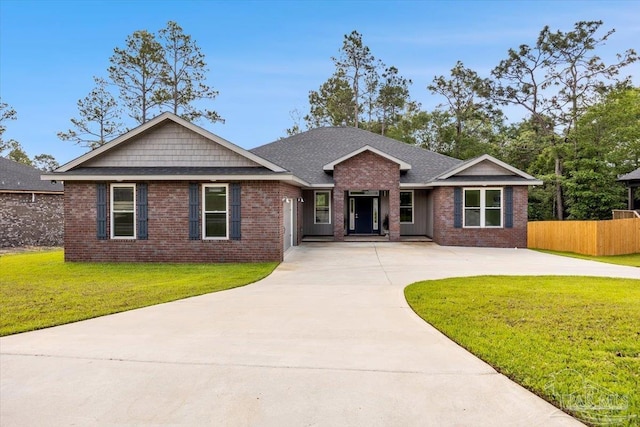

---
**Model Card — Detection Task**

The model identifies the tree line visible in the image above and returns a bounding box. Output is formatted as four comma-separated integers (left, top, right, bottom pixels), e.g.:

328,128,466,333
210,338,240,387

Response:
290,22,638,220
2,20,638,220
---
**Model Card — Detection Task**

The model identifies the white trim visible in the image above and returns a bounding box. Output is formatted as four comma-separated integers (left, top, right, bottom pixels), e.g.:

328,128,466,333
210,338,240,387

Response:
202,183,229,240
55,112,287,173
349,198,355,231
427,180,543,187
110,183,136,239
314,190,331,225
400,190,414,224
435,154,538,181
307,183,336,188
373,197,379,231
463,187,503,228
322,145,411,171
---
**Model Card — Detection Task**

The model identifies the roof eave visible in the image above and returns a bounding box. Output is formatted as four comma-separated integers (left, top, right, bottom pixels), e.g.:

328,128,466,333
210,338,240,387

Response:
428,179,543,187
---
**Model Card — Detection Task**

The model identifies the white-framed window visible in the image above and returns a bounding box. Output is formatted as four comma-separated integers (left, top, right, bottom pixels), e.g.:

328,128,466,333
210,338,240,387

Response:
314,191,331,224
110,183,136,239
400,190,414,224
464,188,502,228
202,184,229,239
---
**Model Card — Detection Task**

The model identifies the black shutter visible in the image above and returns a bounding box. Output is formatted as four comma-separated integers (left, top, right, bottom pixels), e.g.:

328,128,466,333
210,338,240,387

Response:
137,183,148,239
505,186,513,228
97,183,107,240
454,187,462,228
230,183,241,240
189,183,200,240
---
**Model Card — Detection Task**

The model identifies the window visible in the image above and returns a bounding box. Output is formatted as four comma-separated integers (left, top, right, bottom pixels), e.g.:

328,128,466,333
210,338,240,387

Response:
464,188,502,228
400,191,414,224
314,191,331,224
111,184,136,238
202,184,228,239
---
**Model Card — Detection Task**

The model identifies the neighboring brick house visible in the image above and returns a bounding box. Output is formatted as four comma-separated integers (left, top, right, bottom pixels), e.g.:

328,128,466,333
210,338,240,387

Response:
1,157,64,247
44,112,541,263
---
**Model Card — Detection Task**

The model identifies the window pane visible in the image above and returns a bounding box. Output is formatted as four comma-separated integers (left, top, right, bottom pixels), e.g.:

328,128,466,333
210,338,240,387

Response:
485,209,501,227
113,187,134,211
113,212,134,237
205,213,227,237
205,187,226,211
465,208,480,227
316,192,328,208
400,192,412,206
315,209,329,224
400,207,413,223
465,190,480,207
486,190,501,208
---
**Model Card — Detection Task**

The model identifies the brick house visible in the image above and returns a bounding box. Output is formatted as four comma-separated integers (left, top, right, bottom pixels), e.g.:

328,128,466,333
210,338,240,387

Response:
43,112,541,262
1,157,64,247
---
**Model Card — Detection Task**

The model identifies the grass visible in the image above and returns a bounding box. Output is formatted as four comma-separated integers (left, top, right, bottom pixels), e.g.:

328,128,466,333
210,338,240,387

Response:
405,276,640,426
0,250,277,336
537,250,640,267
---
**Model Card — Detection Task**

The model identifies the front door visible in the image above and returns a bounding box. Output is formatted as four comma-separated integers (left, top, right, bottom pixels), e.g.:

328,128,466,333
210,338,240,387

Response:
354,197,373,234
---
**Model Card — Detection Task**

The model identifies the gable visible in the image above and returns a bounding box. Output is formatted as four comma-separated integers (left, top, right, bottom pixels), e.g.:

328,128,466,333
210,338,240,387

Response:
323,145,411,172
84,121,261,168
453,159,514,177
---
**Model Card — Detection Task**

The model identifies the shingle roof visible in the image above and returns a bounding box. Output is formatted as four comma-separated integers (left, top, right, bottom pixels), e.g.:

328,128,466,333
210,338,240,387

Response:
619,167,640,182
251,127,462,185
0,157,63,192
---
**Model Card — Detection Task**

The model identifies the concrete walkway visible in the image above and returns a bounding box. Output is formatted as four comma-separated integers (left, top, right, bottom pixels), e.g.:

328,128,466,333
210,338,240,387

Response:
1,244,638,426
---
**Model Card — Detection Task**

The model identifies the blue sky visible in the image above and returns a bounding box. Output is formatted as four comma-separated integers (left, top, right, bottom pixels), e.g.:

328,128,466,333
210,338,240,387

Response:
1,0,639,165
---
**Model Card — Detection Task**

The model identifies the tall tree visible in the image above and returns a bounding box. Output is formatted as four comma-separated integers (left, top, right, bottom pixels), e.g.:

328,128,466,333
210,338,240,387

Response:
332,30,378,128
305,70,356,127
542,21,638,135
428,61,501,159
302,30,412,135
492,20,638,219
58,77,124,149
377,66,412,135
156,21,222,124
109,30,165,124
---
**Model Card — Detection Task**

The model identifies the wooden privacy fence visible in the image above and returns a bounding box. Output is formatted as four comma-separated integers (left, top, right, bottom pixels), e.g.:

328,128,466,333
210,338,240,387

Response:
527,218,640,256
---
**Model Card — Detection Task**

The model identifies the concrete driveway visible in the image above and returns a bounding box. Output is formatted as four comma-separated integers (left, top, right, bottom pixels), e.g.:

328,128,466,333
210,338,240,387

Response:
1,243,638,426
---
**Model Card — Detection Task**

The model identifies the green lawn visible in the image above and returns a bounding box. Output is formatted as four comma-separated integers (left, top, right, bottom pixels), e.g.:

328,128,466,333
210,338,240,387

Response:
405,276,640,426
537,250,640,267
0,250,277,336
